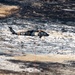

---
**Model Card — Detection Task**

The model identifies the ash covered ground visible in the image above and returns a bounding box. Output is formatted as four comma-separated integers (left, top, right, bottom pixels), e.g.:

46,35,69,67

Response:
0,17,75,74
0,0,75,75
0,17,75,55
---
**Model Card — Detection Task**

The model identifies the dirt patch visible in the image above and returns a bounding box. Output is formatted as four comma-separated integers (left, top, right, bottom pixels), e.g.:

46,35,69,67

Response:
14,54,75,63
0,4,19,18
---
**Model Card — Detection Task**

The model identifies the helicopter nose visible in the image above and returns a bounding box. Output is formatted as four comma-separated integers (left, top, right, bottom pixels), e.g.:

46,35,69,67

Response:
38,31,49,38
